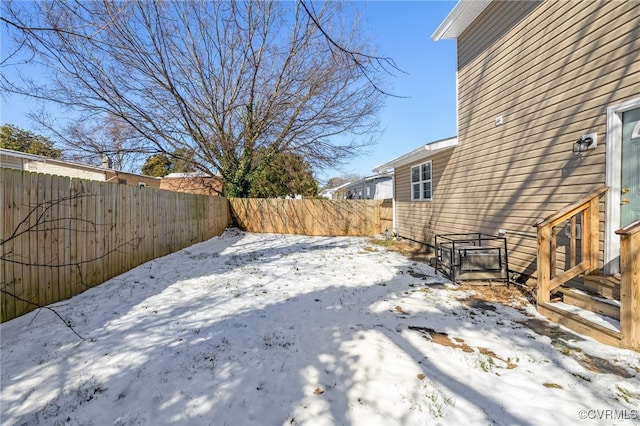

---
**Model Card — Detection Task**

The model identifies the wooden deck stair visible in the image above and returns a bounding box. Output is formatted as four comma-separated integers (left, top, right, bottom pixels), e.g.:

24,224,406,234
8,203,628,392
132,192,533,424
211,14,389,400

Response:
533,187,639,350
540,275,622,346
558,275,620,321
580,275,621,299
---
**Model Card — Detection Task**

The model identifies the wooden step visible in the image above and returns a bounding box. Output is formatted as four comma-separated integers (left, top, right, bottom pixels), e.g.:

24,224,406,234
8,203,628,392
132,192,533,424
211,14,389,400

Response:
573,275,621,300
558,287,620,320
537,302,622,347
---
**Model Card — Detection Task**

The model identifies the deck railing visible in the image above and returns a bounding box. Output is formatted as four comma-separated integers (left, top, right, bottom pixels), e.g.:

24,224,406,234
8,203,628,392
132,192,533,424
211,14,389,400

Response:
616,219,640,350
533,186,608,304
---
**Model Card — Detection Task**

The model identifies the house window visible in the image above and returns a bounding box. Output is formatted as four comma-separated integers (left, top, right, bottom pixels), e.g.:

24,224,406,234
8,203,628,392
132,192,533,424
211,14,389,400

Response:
411,161,432,201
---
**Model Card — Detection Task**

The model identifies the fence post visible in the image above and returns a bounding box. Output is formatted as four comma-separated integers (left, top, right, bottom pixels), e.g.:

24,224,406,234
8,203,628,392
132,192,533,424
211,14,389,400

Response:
617,222,640,350
536,224,551,304
588,197,600,272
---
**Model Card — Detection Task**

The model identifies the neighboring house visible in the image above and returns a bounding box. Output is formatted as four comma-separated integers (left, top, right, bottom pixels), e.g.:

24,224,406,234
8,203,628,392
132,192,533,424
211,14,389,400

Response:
318,188,334,199
159,172,223,196
0,148,161,188
320,181,352,200
339,173,394,200
376,1,640,348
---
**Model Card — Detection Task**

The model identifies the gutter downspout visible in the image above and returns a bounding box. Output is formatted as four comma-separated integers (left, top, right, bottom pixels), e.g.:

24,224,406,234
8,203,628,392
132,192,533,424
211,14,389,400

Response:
392,175,397,237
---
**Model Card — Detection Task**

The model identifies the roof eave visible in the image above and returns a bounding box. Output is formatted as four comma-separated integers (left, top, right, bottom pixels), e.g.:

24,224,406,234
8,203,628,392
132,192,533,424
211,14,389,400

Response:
0,147,161,180
432,0,492,41
372,137,457,173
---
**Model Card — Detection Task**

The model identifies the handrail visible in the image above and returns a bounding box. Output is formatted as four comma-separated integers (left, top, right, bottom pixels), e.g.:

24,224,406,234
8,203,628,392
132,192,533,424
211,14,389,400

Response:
534,186,609,229
534,186,608,304
615,219,640,237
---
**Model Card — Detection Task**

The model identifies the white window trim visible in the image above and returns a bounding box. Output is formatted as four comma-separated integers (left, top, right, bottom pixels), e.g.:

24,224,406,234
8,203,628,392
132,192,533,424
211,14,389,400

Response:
411,160,432,201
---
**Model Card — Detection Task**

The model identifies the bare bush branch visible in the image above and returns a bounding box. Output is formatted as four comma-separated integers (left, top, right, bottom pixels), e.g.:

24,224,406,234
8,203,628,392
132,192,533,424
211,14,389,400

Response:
0,285,85,340
0,191,141,339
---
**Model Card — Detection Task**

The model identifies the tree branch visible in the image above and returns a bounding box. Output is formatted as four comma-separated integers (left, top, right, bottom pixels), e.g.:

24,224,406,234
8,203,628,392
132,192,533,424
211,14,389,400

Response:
298,0,408,98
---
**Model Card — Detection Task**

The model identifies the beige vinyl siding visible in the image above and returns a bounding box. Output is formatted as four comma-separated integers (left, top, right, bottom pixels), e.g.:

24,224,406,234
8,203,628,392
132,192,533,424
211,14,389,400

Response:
0,155,23,170
396,1,639,279
395,150,452,246
25,161,107,181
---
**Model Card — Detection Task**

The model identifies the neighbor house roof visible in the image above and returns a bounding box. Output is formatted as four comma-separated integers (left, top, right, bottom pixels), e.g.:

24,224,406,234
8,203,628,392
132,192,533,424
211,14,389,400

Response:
0,148,161,184
340,172,394,188
164,171,218,178
372,137,457,173
432,0,492,40
324,181,352,193
361,171,393,183
0,148,155,177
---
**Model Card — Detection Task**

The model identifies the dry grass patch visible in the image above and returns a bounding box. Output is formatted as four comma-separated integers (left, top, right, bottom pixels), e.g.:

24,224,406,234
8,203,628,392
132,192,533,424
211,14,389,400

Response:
543,383,563,389
408,326,475,353
456,283,534,311
368,238,433,264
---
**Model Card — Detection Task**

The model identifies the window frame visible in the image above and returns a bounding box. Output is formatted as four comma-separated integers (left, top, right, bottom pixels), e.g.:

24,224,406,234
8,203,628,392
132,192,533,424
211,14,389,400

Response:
410,160,432,201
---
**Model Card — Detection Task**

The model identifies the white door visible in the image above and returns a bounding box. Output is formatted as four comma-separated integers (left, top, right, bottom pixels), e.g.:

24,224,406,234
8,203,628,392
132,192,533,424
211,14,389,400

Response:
621,107,640,227
605,98,640,274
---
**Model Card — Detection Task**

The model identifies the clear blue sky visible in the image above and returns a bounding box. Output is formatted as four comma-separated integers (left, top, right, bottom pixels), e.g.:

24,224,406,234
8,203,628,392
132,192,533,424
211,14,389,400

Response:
0,1,458,182
324,1,458,182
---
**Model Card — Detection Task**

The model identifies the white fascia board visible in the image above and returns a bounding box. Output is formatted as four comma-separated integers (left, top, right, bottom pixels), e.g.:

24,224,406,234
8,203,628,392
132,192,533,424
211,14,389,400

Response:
372,136,457,173
326,181,353,192
432,0,492,40
362,173,393,183
164,172,209,178
0,148,48,162
339,173,392,189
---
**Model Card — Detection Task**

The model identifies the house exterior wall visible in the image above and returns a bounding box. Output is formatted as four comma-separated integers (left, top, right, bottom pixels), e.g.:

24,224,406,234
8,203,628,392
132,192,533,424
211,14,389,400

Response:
398,1,640,280
0,154,24,170
395,149,455,248
1,149,161,188
23,160,107,181
107,171,162,189
374,179,393,200
340,176,393,200
159,176,223,195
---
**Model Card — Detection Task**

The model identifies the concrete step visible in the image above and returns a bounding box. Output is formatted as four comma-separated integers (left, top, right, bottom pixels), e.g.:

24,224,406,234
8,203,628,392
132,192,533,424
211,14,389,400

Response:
558,287,620,320
538,302,622,347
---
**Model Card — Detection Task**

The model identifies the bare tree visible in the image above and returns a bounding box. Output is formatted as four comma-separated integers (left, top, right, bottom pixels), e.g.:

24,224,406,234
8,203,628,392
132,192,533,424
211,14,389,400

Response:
33,112,153,172
2,0,385,196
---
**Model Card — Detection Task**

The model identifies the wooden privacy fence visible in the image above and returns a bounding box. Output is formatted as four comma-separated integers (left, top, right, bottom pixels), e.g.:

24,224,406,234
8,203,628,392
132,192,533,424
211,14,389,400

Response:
229,198,387,236
1,168,230,322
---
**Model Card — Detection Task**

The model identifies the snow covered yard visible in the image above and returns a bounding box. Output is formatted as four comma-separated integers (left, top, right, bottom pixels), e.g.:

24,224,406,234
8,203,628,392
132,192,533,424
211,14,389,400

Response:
1,229,639,425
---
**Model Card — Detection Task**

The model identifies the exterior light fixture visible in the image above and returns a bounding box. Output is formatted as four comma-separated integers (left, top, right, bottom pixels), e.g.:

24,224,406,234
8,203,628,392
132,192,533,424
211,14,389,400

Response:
573,133,597,153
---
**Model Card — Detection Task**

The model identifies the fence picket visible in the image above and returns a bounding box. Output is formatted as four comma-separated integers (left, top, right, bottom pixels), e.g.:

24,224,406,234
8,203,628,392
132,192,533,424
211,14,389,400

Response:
60,175,72,301
49,173,61,304
25,172,37,310
68,179,80,300
2,170,388,323
1,170,17,320
228,198,386,237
